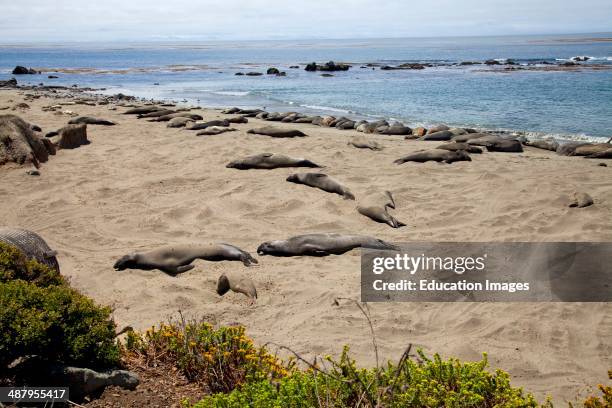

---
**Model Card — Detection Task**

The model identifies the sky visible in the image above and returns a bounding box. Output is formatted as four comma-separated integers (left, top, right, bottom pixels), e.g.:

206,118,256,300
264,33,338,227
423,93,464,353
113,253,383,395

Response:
0,0,611,42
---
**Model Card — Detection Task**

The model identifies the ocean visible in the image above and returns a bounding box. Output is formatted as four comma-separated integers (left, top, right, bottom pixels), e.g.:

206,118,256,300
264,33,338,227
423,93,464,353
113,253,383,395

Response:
1,33,611,141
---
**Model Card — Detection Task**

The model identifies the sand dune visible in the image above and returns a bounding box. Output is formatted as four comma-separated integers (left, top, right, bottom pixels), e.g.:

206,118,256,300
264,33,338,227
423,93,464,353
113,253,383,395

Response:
0,89,610,404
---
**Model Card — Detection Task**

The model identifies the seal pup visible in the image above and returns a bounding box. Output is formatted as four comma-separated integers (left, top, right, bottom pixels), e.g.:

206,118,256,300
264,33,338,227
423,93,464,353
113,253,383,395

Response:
247,126,306,138
113,244,258,276
357,191,406,228
348,136,382,151
286,173,355,200
227,153,321,169
68,116,116,126
217,273,257,303
394,149,471,164
257,233,399,257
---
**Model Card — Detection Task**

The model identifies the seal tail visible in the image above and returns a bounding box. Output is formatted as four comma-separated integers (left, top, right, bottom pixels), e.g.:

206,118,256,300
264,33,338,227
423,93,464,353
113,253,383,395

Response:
343,191,356,200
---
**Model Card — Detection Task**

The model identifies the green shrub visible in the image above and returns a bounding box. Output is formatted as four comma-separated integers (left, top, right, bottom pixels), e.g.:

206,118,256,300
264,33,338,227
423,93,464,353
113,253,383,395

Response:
0,241,64,287
194,347,540,408
0,280,120,372
125,320,290,393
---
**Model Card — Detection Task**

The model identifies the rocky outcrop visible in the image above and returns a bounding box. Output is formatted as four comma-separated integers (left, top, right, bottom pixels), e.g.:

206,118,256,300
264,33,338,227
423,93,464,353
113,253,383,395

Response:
0,114,53,168
12,66,38,74
57,124,89,149
305,61,350,72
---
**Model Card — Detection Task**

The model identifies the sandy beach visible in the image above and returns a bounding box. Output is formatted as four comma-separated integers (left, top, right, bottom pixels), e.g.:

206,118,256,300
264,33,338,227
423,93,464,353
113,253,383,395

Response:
1,87,610,403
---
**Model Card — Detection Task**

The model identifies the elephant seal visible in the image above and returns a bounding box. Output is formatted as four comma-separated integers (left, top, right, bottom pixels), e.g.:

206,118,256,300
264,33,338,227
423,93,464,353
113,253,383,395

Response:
167,117,194,128
466,135,506,147
524,139,559,152
394,149,471,164
286,173,355,200
421,130,454,141
357,191,406,228
348,136,382,151
436,142,483,153
217,273,257,302
379,124,412,135
196,127,236,136
573,143,612,157
451,132,490,143
68,116,116,126
568,192,593,208
585,148,612,159
485,139,523,152
123,106,162,115
256,233,399,256
113,244,258,276
226,116,248,124
150,113,202,122
187,120,230,130
247,126,307,138
227,153,321,169
137,109,176,118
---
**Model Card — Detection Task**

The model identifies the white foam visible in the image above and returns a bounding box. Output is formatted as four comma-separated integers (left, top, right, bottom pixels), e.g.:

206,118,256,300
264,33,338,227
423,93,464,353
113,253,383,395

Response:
301,104,351,114
211,90,250,96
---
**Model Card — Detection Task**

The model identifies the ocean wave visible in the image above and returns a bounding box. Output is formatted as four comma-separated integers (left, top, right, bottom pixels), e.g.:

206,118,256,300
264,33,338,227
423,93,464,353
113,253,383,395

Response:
210,90,250,96
300,104,351,114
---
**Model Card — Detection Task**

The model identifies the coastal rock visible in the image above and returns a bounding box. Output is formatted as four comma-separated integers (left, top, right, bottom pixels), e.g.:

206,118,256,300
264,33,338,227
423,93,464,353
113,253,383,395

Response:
380,63,426,70
235,72,245,76
305,61,350,72
321,73,334,77
245,72,263,76
266,67,280,75
568,192,593,208
57,124,89,149
0,114,51,167
485,59,501,65
0,78,18,88
12,66,38,74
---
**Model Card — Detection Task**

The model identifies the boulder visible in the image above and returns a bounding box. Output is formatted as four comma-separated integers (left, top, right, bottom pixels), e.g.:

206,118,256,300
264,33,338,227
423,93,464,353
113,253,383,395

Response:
0,78,18,87
57,124,89,149
305,61,350,72
245,72,263,76
0,114,51,167
12,66,38,74
266,67,280,75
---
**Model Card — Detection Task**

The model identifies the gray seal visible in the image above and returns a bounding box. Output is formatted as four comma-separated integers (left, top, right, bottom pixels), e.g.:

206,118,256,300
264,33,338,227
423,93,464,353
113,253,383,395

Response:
357,191,406,228
113,243,257,276
394,149,471,164
227,153,321,169
256,233,399,257
286,173,355,200
247,126,306,138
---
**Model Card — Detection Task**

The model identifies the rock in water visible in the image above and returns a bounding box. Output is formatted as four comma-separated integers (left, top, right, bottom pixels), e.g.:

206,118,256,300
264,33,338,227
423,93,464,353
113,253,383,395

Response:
0,114,52,167
12,66,38,74
57,124,89,149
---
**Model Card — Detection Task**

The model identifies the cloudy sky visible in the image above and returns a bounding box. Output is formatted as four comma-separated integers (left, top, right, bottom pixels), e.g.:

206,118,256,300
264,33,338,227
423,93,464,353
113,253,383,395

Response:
1,0,611,42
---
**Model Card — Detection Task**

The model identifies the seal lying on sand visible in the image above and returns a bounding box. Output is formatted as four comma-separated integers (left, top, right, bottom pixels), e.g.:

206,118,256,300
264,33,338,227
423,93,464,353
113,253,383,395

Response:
436,142,483,153
68,116,116,126
227,153,321,169
485,139,523,153
247,126,306,138
257,233,399,256
196,127,236,136
166,117,194,128
286,173,355,199
394,149,471,164
524,139,559,152
150,113,202,122
357,191,406,228
348,136,382,151
217,273,257,302
137,109,176,119
569,192,594,208
123,106,162,115
113,244,257,276
186,120,229,130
